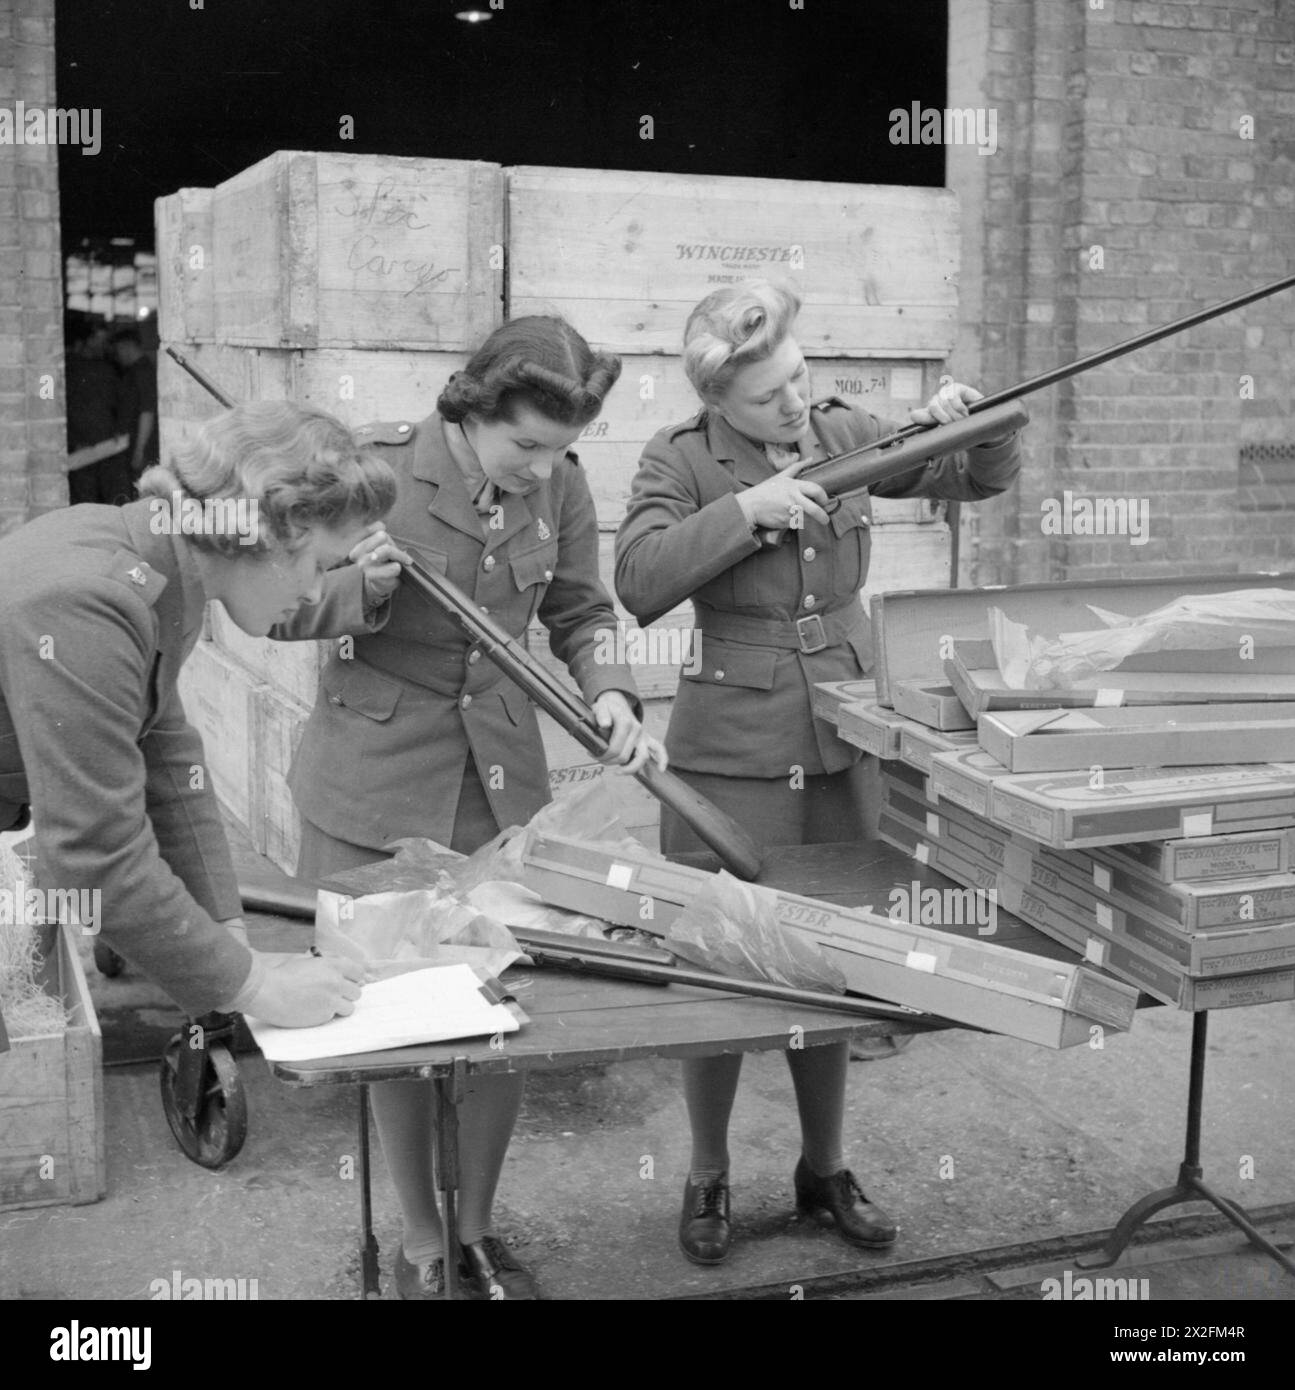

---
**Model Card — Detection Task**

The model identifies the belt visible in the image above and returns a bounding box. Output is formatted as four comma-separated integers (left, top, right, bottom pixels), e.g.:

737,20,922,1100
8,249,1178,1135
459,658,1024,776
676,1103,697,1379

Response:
696,602,865,656
352,640,505,698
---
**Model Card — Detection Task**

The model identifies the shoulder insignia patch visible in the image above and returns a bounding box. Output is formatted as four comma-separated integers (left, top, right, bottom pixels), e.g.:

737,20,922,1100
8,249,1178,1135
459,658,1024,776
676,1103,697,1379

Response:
665,409,708,442
108,551,166,605
811,395,850,412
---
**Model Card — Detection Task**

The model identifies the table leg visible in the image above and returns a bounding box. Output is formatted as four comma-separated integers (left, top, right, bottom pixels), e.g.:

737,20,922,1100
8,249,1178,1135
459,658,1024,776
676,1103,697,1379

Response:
357,1083,381,1298
1078,1012,1295,1277
436,1057,467,1301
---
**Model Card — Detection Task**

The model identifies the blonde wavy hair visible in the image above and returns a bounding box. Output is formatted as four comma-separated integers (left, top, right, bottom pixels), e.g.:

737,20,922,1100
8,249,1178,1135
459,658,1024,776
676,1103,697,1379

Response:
681,279,803,403
138,402,397,556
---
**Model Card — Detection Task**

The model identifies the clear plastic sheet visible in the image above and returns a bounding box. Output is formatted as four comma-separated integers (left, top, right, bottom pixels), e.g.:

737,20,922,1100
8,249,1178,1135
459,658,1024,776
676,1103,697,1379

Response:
664,871,847,994
990,589,1295,691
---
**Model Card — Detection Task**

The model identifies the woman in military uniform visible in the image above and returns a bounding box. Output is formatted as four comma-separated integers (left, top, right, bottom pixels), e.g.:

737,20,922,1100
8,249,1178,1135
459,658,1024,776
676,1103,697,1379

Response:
614,280,1022,1265
0,401,393,1030
283,316,663,1301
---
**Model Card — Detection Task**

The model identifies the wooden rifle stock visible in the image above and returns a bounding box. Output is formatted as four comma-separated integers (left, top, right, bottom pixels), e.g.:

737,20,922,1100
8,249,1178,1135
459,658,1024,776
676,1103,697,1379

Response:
399,557,765,880
165,343,766,880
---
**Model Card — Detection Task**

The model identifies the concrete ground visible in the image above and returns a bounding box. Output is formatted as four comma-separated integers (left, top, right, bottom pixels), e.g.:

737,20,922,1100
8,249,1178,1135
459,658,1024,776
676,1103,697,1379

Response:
3,945,1293,1301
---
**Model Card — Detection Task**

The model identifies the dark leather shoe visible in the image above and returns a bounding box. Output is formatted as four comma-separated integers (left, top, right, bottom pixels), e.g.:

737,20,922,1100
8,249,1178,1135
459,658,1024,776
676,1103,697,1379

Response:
394,1248,446,1299
679,1173,732,1265
458,1237,539,1300
794,1157,898,1248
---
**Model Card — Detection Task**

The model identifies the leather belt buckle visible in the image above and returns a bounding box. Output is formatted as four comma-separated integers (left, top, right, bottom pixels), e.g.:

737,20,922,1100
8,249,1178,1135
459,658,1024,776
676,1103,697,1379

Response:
796,614,828,654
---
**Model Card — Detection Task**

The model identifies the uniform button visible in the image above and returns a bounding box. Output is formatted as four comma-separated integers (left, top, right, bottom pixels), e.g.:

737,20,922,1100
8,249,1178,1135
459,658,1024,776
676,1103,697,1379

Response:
467,650,481,665
714,669,725,680
329,695,343,706
480,606,489,615
802,547,816,562
803,594,816,608
544,569,553,581
397,423,411,434
483,555,496,571
461,694,473,710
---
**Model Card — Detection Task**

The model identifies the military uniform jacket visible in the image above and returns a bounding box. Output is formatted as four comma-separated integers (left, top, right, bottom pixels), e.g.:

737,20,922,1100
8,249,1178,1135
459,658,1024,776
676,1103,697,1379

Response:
614,398,1021,779
0,500,363,1015
283,412,639,850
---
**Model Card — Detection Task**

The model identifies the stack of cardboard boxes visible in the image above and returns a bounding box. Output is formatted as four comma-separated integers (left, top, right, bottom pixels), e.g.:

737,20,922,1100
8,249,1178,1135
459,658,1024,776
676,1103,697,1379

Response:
830,575,1295,1011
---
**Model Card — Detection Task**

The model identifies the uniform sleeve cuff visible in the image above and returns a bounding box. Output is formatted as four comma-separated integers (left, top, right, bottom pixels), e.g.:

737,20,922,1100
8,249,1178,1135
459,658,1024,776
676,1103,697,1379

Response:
220,950,266,1015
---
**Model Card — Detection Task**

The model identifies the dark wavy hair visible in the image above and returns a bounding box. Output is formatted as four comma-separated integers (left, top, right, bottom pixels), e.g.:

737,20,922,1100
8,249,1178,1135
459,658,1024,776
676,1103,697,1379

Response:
437,316,622,428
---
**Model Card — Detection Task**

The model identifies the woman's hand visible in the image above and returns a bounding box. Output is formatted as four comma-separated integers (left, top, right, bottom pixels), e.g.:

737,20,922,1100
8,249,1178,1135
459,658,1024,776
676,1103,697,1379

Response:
244,951,365,1028
735,457,830,531
350,524,413,608
909,379,983,427
591,690,668,776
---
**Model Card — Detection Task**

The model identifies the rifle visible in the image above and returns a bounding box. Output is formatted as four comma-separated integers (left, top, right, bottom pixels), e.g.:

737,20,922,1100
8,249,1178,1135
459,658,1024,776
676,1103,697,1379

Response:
761,270,1295,547
167,347,765,880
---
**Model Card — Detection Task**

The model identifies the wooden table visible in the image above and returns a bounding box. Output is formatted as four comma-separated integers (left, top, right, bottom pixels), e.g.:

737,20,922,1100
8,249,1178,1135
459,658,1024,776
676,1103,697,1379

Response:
262,837,1112,1299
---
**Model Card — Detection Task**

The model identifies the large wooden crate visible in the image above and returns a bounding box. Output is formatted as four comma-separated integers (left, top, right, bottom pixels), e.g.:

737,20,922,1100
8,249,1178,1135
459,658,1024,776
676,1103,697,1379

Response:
0,923,105,1211
212,152,504,349
507,167,959,357
206,601,325,712
156,187,215,342
176,640,264,829
157,341,293,463
255,686,312,873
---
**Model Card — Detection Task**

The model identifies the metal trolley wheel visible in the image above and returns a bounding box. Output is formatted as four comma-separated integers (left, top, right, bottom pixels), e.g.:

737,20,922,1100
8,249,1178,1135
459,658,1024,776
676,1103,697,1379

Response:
93,940,125,977
159,1029,248,1169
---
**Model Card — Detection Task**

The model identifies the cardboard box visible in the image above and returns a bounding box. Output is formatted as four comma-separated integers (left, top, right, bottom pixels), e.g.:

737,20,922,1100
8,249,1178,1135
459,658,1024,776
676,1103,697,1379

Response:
518,828,1137,1046
836,701,911,758
506,166,959,357
886,798,1295,977
947,640,1295,721
1095,830,1291,884
988,761,1295,850
898,724,978,776
977,703,1295,774
929,747,1011,820
892,680,975,731
812,678,879,726
871,571,1295,707
0,924,106,1211
212,151,504,349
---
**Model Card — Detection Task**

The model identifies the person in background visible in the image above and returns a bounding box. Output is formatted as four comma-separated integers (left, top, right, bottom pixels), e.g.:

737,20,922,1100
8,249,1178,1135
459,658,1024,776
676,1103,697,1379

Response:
282,315,665,1301
66,318,129,506
111,326,158,490
615,279,1022,1267
0,402,396,1032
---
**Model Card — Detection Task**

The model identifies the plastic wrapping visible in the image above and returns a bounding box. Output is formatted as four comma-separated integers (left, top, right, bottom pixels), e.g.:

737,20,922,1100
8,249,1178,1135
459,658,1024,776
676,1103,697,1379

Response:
314,886,523,982
991,589,1295,691
665,871,847,994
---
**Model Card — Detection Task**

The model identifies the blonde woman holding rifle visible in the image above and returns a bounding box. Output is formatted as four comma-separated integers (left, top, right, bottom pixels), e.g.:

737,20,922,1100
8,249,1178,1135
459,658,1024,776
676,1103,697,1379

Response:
615,279,1022,1265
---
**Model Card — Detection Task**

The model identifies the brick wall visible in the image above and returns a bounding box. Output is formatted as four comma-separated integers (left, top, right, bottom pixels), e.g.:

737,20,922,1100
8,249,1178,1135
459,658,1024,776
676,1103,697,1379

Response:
949,0,1295,586
0,0,64,537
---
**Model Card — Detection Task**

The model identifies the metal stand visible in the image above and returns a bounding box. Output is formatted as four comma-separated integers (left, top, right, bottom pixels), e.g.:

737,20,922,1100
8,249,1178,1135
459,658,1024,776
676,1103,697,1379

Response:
436,1057,468,1301
1078,1011,1295,1277
357,1085,381,1297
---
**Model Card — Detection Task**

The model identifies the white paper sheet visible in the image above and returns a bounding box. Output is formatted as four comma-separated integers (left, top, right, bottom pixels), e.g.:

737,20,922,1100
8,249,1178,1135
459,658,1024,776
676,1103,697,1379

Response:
245,963,522,1062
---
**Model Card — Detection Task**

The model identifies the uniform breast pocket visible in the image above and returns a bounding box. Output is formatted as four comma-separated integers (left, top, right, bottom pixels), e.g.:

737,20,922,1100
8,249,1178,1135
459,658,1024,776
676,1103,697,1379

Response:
396,539,450,578
830,493,873,595
509,541,559,619
320,661,402,723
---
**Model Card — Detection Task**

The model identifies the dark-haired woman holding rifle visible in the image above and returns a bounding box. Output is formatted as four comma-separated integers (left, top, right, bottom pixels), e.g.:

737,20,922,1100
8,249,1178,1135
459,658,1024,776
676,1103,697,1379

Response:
282,316,665,1300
